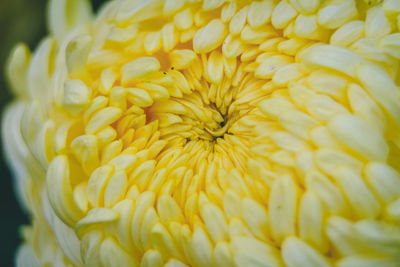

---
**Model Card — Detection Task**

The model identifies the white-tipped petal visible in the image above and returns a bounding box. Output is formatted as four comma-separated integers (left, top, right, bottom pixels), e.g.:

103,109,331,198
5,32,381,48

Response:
62,79,91,115
357,63,400,125
282,237,331,267
46,155,84,226
300,44,364,77
328,114,388,161
100,236,139,267
48,0,92,41
75,207,119,238
6,44,30,97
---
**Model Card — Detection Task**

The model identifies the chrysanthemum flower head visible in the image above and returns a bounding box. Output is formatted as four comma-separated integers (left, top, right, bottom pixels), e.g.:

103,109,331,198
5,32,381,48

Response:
3,0,400,266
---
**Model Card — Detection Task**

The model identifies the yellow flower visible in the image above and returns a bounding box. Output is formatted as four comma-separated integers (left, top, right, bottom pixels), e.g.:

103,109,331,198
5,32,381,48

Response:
3,0,400,266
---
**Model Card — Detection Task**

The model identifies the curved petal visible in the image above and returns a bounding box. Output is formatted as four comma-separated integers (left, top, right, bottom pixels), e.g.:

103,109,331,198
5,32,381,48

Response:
48,0,92,42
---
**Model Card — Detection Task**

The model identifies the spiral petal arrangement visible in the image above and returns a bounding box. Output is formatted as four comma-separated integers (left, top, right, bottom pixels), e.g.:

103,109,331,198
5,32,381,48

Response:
3,0,400,266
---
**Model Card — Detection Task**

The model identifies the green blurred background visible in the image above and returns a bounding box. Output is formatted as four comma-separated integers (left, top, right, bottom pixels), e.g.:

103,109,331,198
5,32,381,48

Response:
0,0,106,266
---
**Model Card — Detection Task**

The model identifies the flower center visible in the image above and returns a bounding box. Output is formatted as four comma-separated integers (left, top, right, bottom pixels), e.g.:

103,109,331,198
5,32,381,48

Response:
136,59,260,173
204,103,230,140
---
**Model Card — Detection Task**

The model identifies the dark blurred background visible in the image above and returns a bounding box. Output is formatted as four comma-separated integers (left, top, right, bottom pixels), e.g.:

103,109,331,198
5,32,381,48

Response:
0,0,106,266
